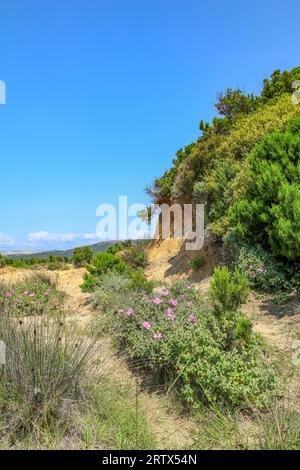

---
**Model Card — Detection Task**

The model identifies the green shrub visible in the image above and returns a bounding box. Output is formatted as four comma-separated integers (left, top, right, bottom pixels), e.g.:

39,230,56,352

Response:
229,118,300,260
105,242,124,255
72,246,93,267
123,242,149,270
81,252,127,292
96,281,276,410
188,255,206,270
90,271,154,336
209,267,249,317
126,269,155,293
234,244,289,292
89,252,126,276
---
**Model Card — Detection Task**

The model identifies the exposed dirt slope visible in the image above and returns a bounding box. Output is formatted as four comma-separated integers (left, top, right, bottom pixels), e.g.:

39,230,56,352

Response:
145,238,215,284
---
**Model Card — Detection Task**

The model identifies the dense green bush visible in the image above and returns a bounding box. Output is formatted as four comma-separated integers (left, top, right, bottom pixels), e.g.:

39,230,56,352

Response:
81,252,127,292
148,69,298,210
188,255,206,271
209,267,249,317
93,275,276,410
229,117,300,260
72,246,93,267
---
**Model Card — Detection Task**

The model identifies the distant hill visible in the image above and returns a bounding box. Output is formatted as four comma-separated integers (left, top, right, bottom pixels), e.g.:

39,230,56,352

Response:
1,241,116,260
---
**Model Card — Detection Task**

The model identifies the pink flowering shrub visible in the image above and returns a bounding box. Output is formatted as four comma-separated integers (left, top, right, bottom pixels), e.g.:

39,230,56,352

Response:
235,244,289,292
0,275,65,317
107,279,277,410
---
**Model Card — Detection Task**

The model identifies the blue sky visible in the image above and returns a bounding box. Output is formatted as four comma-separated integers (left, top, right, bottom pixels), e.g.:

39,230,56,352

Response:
0,0,299,251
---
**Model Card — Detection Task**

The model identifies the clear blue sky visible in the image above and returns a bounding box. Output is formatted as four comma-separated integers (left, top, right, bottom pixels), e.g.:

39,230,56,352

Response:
0,0,299,250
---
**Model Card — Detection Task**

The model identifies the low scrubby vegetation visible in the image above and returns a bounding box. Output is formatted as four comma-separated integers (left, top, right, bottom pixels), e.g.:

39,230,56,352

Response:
0,274,156,449
0,254,69,271
0,273,65,317
91,268,277,411
81,240,152,293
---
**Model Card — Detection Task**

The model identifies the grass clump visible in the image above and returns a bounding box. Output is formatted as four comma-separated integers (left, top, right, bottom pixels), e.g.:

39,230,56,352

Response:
79,376,157,450
0,305,96,444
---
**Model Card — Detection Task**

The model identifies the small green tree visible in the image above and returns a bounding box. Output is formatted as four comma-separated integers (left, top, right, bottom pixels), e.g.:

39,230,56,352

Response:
209,267,249,317
72,246,93,267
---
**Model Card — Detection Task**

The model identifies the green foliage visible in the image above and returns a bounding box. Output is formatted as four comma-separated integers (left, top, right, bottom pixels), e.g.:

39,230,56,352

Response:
229,117,300,260
209,267,249,317
105,241,124,254
123,241,149,270
126,269,155,293
0,274,65,317
234,244,289,292
148,68,299,208
146,143,197,203
0,254,69,270
91,271,155,335
0,306,96,440
81,252,127,292
72,246,93,267
94,280,276,410
81,273,97,293
80,376,157,450
188,255,206,271
261,67,300,100
90,252,126,276
215,88,259,120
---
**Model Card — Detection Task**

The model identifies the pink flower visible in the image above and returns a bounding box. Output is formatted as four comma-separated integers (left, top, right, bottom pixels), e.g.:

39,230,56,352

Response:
29,293,36,298
153,332,162,341
166,307,175,320
257,266,265,273
5,290,13,298
143,321,152,330
23,290,30,296
186,284,193,289
169,298,178,306
153,297,163,305
160,288,169,296
126,308,134,317
188,313,197,324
